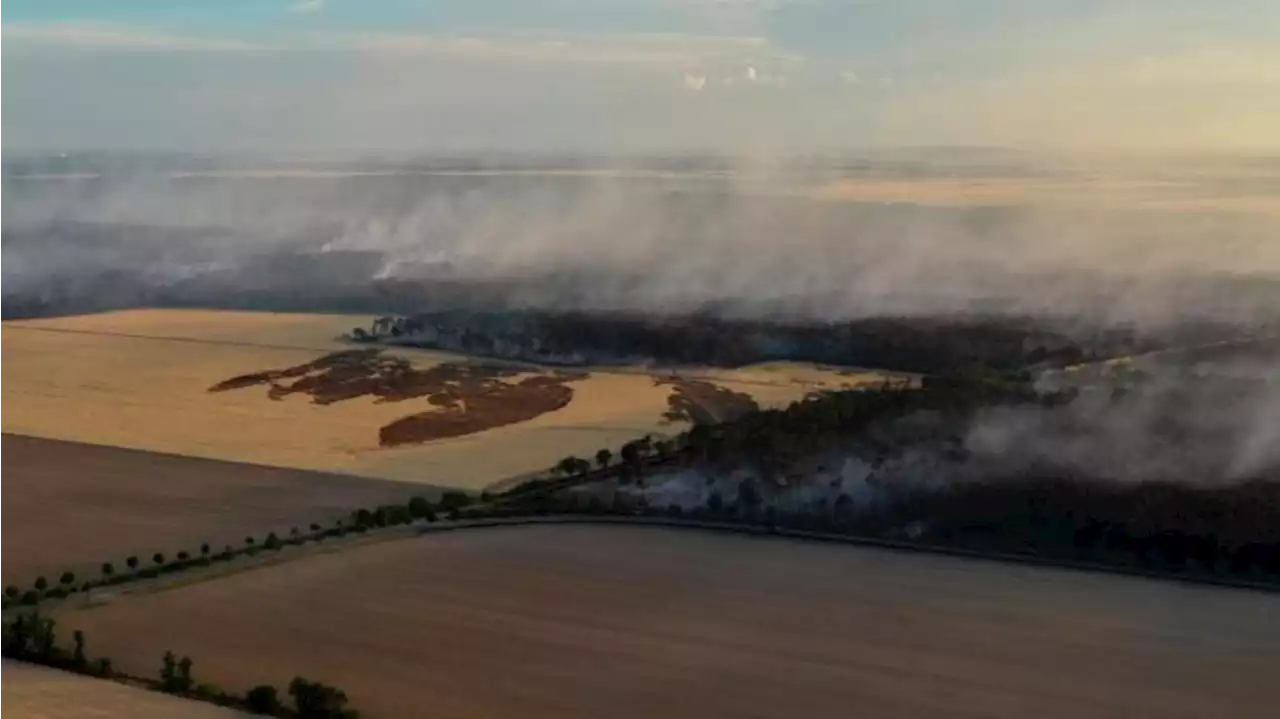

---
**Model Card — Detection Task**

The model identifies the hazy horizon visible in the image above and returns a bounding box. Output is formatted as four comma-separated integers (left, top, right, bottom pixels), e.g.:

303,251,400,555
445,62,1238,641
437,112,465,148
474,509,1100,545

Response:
4,1,1280,153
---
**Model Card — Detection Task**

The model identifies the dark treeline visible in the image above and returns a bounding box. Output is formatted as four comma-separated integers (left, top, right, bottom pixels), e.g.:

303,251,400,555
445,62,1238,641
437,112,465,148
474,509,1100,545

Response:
349,309,1107,372
503,375,1280,587
2,611,360,717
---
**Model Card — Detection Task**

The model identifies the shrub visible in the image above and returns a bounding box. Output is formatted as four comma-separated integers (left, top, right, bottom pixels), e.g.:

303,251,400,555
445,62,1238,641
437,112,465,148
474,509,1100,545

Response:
407,496,433,519
289,676,358,719
246,684,283,714
310,523,322,533
176,551,190,562
45,587,68,600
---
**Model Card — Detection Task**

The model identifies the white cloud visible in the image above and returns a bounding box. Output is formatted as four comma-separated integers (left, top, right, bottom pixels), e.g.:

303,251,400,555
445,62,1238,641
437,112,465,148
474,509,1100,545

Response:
288,0,327,16
1,23,268,52
745,65,758,82
841,70,860,85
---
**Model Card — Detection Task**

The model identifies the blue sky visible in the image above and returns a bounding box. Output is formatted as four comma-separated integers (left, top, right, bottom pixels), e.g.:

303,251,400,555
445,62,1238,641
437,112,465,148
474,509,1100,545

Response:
4,1,1278,151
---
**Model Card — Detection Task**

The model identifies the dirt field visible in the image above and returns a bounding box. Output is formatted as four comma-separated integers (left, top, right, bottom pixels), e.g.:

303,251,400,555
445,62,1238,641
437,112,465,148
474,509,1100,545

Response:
0,435,426,583
1,661,245,718
3,309,869,488
57,524,1280,719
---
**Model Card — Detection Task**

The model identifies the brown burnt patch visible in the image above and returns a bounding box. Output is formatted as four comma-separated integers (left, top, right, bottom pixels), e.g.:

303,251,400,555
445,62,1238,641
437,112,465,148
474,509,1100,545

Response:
210,350,584,446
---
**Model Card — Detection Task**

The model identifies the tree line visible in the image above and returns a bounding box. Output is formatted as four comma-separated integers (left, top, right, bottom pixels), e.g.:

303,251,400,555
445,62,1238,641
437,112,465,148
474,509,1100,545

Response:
2,611,359,717
2,492,470,612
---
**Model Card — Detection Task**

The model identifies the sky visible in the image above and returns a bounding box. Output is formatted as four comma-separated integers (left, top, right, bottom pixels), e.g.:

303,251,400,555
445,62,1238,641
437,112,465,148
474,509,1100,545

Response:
3,1,1279,153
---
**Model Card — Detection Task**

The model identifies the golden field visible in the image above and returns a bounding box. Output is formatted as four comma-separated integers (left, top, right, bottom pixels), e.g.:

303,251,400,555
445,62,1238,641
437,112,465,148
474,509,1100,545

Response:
56,524,1280,719
2,309,876,489
1,661,244,718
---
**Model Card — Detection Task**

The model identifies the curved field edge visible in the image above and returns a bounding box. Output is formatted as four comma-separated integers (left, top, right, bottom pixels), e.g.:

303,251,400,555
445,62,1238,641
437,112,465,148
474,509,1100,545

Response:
46,523,1280,719
1,661,246,718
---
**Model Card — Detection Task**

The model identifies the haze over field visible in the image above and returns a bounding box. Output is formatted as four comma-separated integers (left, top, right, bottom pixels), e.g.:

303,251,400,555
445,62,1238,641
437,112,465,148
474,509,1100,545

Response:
3,0,1279,327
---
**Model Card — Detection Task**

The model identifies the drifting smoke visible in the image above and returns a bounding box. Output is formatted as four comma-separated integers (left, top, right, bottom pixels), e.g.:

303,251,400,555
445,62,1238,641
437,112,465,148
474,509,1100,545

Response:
4,151,1279,329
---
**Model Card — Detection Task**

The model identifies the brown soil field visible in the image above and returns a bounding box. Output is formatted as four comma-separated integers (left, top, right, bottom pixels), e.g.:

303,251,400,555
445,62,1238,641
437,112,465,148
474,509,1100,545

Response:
4,309,871,488
57,524,1280,719
1,661,245,718
0,435,426,583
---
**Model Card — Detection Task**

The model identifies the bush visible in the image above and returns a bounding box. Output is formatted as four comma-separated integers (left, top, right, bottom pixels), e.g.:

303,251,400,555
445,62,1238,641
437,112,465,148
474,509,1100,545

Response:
407,495,433,519
309,523,322,533
289,676,358,719
246,684,283,715
176,551,190,562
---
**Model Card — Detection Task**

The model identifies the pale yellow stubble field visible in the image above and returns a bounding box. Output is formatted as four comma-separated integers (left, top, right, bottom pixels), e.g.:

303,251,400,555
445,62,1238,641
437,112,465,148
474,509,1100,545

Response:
1,661,246,718
2,309,865,489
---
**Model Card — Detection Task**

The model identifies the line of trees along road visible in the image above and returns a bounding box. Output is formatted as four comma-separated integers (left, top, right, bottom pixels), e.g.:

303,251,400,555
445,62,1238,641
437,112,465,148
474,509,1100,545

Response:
2,611,360,717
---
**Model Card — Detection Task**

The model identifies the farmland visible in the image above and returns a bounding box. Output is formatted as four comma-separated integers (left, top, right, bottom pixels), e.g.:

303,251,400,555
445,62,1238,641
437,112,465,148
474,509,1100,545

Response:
55,524,1280,719
2,308,874,488
1,661,244,718
0,435,426,583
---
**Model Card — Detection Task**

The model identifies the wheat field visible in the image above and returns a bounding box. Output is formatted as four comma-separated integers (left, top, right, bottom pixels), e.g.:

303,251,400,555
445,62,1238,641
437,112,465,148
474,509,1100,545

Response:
3,309,871,488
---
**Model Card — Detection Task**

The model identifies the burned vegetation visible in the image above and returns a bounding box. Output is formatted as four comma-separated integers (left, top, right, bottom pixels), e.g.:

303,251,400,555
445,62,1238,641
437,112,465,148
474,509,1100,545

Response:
210,349,585,446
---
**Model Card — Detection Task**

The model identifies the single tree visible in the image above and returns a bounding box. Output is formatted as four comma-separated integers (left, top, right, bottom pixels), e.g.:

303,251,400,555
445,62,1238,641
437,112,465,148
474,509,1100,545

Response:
33,576,48,592
176,551,190,562
159,650,178,691
152,553,166,566
309,523,322,532
290,527,300,537
200,543,211,556
595,448,613,470
264,533,283,551
126,556,139,571
4,585,18,599
245,536,256,546
72,630,87,668
100,562,115,577
96,657,114,676
289,676,355,718
60,571,76,586
177,655,194,692
407,496,432,519
246,684,283,714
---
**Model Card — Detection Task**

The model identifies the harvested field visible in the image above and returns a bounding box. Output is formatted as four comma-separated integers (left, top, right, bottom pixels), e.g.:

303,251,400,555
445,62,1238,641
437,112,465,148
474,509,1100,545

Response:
657,377,759,424
0,435,426,583
1,661,244,718
4,309,867,488
57,524,1280,719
